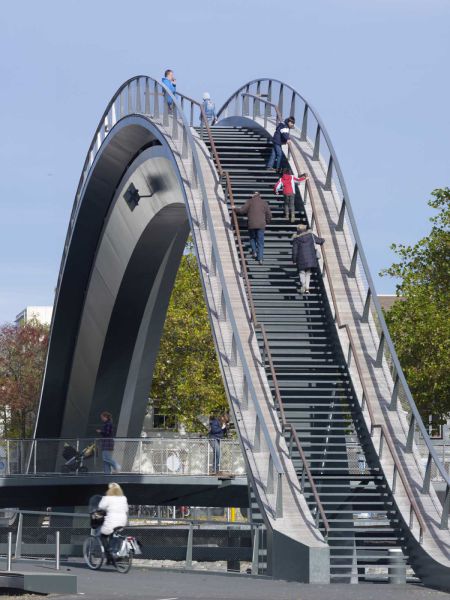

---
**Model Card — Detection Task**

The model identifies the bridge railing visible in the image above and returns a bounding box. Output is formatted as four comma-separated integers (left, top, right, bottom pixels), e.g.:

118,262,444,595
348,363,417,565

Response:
217,81,449,532
42,75,286,519
1,509,263,574
0,437,245,477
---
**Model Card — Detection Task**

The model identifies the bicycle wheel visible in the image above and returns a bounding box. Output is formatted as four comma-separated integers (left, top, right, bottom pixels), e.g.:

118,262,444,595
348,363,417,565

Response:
114,549,133,573
83,535,104,569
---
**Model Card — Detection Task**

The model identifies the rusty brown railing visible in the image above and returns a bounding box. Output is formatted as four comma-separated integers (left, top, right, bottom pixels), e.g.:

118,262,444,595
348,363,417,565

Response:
176,92,330,537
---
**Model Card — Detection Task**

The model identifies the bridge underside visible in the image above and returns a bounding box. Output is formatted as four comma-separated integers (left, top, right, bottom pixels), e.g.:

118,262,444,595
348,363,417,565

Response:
0,475,249,509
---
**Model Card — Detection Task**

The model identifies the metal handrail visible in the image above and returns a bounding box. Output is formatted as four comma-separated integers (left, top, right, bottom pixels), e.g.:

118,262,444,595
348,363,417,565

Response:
40,76,285,519
217,78,450,504
216,83,445,535
178,92,330,536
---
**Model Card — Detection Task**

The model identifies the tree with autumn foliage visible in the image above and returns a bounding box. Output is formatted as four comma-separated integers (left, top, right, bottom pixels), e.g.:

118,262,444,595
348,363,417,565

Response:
380,188,450,422
150,244,228,431
0,320,49,438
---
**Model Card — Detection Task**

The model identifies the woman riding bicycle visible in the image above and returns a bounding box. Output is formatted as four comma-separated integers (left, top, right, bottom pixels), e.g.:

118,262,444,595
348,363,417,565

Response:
98,482,128,564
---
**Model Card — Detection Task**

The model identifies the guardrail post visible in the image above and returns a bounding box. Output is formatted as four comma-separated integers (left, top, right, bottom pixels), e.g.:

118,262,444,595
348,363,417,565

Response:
289,92,295,119
267,456,274,493
267,80,272,103
119,89,124,118
127,82,132,114
55,530,60,570
440,484,449,529
301,104,308,140
390,374,400,410
182,127,188,159
220,289,227,321
406,415,416,452
277,84,284,115
7,531,12,571
276,473,283,518
33,440,37,474
251,525,260,574
253,416,261,452
313,124,321,160
14,512,23,559
185,522,193,568
361,288,371,322
376,332,385,367
242,376,249,410
172,105,179,140
6,439,10,475
144,78,150,114
349,244,358,277
163,92,169,126
325,156,333,190
230,334,237,367
153,80,160,119
336,198,346,230
136,78,142,113
422,452,432,493
255,81,261,117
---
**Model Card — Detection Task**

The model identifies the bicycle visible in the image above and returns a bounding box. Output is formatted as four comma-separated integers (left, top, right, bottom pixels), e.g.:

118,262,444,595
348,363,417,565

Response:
83,527,135,573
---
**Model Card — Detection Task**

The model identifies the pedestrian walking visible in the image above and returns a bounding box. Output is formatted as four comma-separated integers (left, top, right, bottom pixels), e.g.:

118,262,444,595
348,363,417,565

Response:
274,169,308,222
267,116,296,171
292,224,325,294
208,414,224,473
234,192,272,264
96,411,121,474
161,69,176,110
201,92,216,125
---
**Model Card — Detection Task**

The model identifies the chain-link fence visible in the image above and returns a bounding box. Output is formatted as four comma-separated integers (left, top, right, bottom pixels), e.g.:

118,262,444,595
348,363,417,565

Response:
0,510,262,575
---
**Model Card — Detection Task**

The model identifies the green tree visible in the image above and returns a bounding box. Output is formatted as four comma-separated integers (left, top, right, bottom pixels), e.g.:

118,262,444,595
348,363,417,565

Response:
150,246,228,431
0,319,49,437
380,187,450,421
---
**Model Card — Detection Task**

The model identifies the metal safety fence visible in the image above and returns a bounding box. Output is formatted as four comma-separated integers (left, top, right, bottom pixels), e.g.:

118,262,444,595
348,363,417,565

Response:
0,437,245,477
0,510,263,575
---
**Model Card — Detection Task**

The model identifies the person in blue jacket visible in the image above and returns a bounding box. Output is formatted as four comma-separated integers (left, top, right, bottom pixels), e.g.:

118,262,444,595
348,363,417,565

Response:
162,69,176,109
267,116,296,171
208,414,224,473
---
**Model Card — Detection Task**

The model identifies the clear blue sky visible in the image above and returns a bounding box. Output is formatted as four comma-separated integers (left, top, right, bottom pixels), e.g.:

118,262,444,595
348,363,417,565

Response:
0,0,449,323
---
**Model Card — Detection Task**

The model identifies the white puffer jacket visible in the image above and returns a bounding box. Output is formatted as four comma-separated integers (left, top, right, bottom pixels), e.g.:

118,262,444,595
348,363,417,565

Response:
98,495,128,535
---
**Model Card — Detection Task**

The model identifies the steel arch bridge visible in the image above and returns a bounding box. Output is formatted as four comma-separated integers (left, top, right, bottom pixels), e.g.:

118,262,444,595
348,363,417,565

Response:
28,76,449,587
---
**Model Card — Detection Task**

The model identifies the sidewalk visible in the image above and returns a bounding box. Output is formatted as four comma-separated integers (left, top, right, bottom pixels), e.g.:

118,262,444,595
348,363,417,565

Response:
3,560,450,600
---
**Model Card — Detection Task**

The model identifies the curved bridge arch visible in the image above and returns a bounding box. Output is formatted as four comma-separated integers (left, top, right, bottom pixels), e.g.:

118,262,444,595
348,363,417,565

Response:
33,76,449,586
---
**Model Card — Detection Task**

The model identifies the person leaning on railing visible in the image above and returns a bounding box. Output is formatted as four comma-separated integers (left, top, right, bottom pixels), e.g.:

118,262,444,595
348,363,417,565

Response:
208,414,224,474
161,69,176,110
267,116,296,172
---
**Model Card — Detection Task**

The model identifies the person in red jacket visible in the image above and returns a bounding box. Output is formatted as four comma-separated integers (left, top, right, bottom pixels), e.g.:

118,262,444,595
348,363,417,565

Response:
274,169,308,222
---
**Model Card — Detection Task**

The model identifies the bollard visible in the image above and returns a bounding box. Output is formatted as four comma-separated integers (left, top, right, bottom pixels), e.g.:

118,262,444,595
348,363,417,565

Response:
55,531,60,570
7,531,12,572
388,548,406,584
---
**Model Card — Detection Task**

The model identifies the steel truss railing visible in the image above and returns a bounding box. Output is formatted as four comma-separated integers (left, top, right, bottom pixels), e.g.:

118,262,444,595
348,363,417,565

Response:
0,437,245,477
216,79,449,535
36,76,284,519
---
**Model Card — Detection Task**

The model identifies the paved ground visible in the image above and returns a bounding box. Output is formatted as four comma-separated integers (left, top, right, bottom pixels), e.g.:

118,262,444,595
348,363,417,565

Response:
2,561,450,600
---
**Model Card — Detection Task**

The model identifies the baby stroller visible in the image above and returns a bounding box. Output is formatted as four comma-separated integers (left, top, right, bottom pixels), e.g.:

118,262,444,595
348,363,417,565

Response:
62,442,95,473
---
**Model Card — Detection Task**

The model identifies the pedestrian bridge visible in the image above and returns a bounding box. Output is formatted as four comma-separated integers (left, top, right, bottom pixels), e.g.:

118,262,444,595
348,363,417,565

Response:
0,436,248,508
14,75,449,587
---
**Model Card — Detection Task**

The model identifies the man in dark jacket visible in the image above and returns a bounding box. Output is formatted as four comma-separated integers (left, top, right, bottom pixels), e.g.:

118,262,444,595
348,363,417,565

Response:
292,224,325,294
235,192,272,264
267,116,296,171
96,411,121,474
208,414,224,473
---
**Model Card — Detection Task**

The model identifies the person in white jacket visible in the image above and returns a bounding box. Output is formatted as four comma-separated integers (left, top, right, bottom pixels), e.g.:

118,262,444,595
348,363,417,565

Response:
98,482,128,562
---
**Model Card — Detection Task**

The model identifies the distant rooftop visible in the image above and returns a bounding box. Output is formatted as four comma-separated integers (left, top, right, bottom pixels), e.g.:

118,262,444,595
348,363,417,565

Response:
378,295,404,312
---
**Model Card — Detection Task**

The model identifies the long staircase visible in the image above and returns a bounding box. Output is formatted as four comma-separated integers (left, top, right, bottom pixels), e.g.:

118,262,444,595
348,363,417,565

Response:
200,125,416,582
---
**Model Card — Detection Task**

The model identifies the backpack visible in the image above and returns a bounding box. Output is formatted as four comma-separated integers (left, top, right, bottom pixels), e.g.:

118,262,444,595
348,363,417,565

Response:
209,418,222,436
